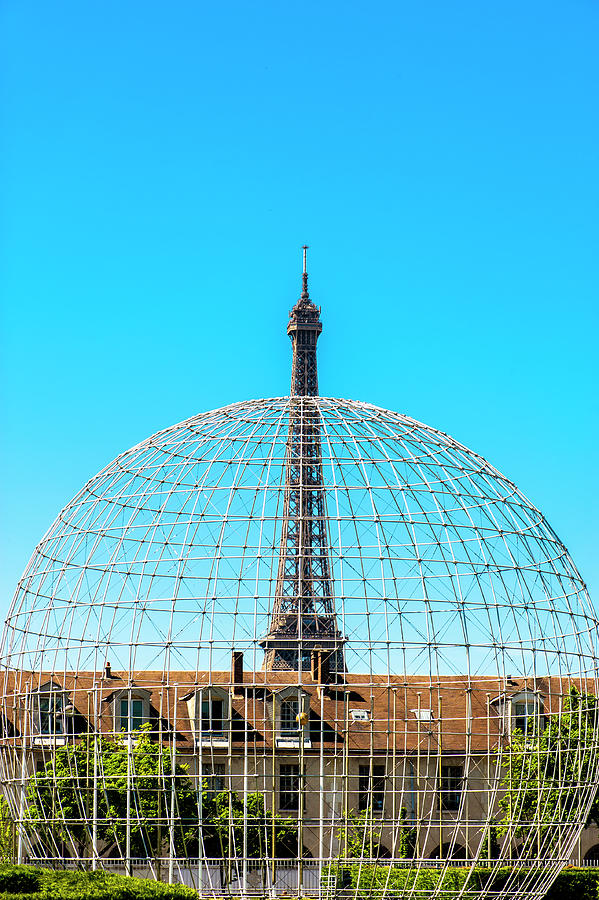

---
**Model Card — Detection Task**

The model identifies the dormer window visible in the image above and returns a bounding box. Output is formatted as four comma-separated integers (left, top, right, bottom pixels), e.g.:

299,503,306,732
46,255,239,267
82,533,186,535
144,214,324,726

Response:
513,699,538,735
110,688,151,736
509,691,543,736
275,688,311,748
201,696,226,737
490,690,544,738
37,693,64,736
280,698,300,737
40,695,63,734
412,708,433,722
120,698,145,733
196,688,229,747
32,683,69,742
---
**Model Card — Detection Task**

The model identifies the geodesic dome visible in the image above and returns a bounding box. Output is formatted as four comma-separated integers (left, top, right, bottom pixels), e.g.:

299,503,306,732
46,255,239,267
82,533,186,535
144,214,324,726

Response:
2,396,597,681
1,395,598,899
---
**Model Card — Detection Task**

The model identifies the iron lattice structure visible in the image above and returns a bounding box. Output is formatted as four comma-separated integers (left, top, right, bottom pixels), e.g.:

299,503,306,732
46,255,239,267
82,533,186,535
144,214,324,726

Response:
262,248,344,673
0,256,598,899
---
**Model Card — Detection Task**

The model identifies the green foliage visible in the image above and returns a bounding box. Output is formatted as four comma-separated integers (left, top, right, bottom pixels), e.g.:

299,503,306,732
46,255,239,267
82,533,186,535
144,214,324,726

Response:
471,867,528,894
397,807,416,859
5,862,599,900
25,727,296,862
336,807,415,860
201,788,297,859
25,725,198,858
321,864,599,900
322,862,474,898
544,867,599,900
0,866,197,898
0,796,16,863
0,863,41,892
337,809,386,859
498,687,599,839
480,825,499,860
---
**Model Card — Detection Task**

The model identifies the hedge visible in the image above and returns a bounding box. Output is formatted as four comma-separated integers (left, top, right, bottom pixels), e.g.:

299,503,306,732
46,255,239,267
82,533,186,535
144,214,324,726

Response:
0,865,41,894
546,866,599,900
2,862,599,899
0,865,197,899
322,862,599,899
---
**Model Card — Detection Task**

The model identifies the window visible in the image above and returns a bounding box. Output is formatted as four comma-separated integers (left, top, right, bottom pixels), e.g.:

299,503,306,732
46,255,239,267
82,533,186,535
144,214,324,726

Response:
513,700,538,735
440,765,463,811
120,698,145,732
203,764,225,797
358,765,385,812
279,764,300,811
280,698,300,736
195,690,229,745
275,690,310,748
201,697,225,736
38,694,64,735
113,689,151,736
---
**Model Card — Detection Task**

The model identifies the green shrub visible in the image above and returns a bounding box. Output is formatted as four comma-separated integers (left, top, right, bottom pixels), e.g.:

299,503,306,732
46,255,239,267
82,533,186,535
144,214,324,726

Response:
0,863,41,893
39,870,198,899
545,866,599,900
0,894,40,900
321,863,599,900
9,862,599,900
322,862,474,897
0,866,197,899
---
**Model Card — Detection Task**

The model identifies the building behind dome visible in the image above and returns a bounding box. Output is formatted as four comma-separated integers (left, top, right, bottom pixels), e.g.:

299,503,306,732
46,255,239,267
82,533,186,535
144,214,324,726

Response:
1,252,598,898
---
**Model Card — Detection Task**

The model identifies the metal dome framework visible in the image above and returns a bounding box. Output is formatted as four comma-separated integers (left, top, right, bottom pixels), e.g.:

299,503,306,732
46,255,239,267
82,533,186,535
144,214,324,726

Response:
1,256,598,898
1,397,598,898
2,396,597,682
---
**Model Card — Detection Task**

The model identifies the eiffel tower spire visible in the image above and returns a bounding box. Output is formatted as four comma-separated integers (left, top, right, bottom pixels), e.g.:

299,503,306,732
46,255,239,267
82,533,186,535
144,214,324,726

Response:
261,248,345,673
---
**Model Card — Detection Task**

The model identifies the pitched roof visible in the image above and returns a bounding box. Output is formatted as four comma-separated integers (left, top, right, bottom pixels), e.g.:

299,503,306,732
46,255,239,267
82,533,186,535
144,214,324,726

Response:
1,669,592,755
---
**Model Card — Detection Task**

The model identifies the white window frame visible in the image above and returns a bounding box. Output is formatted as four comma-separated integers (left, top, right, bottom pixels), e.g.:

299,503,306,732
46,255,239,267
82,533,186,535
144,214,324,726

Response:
32,682,68,745
274,687,311,749
112,688,151,737
439,763,463,812
509,690,543,736
197,687,230,748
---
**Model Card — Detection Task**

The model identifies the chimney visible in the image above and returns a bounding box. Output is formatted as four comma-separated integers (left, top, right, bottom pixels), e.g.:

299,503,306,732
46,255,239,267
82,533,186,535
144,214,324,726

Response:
311,648,331,685
321,650,331,684
231,651,244,695
104,662,112,679
311,648,321,683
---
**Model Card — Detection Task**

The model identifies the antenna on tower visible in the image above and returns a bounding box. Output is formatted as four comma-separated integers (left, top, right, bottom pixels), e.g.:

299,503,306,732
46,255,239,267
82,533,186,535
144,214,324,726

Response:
301,244,309,299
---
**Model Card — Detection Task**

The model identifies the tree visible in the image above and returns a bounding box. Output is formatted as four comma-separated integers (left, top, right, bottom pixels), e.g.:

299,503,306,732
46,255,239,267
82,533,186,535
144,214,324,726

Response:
338,809,384,859
497,686,599,843
397,807,417,859
25,725,297,863
480,824,499,860
0,797,15,862
337,808,415,860
26,725,197,858
203,789,297,859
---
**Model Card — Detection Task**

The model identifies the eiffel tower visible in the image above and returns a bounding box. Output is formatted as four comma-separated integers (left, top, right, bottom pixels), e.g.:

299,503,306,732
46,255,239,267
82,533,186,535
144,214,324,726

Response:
261,248,345,673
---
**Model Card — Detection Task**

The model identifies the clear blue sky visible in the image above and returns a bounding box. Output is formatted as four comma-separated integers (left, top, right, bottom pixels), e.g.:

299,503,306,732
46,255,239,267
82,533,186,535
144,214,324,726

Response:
1,1,597,614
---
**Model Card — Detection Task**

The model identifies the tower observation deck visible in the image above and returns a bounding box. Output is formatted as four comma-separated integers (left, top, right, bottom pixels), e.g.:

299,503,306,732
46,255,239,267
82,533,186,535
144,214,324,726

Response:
261,248,345,673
